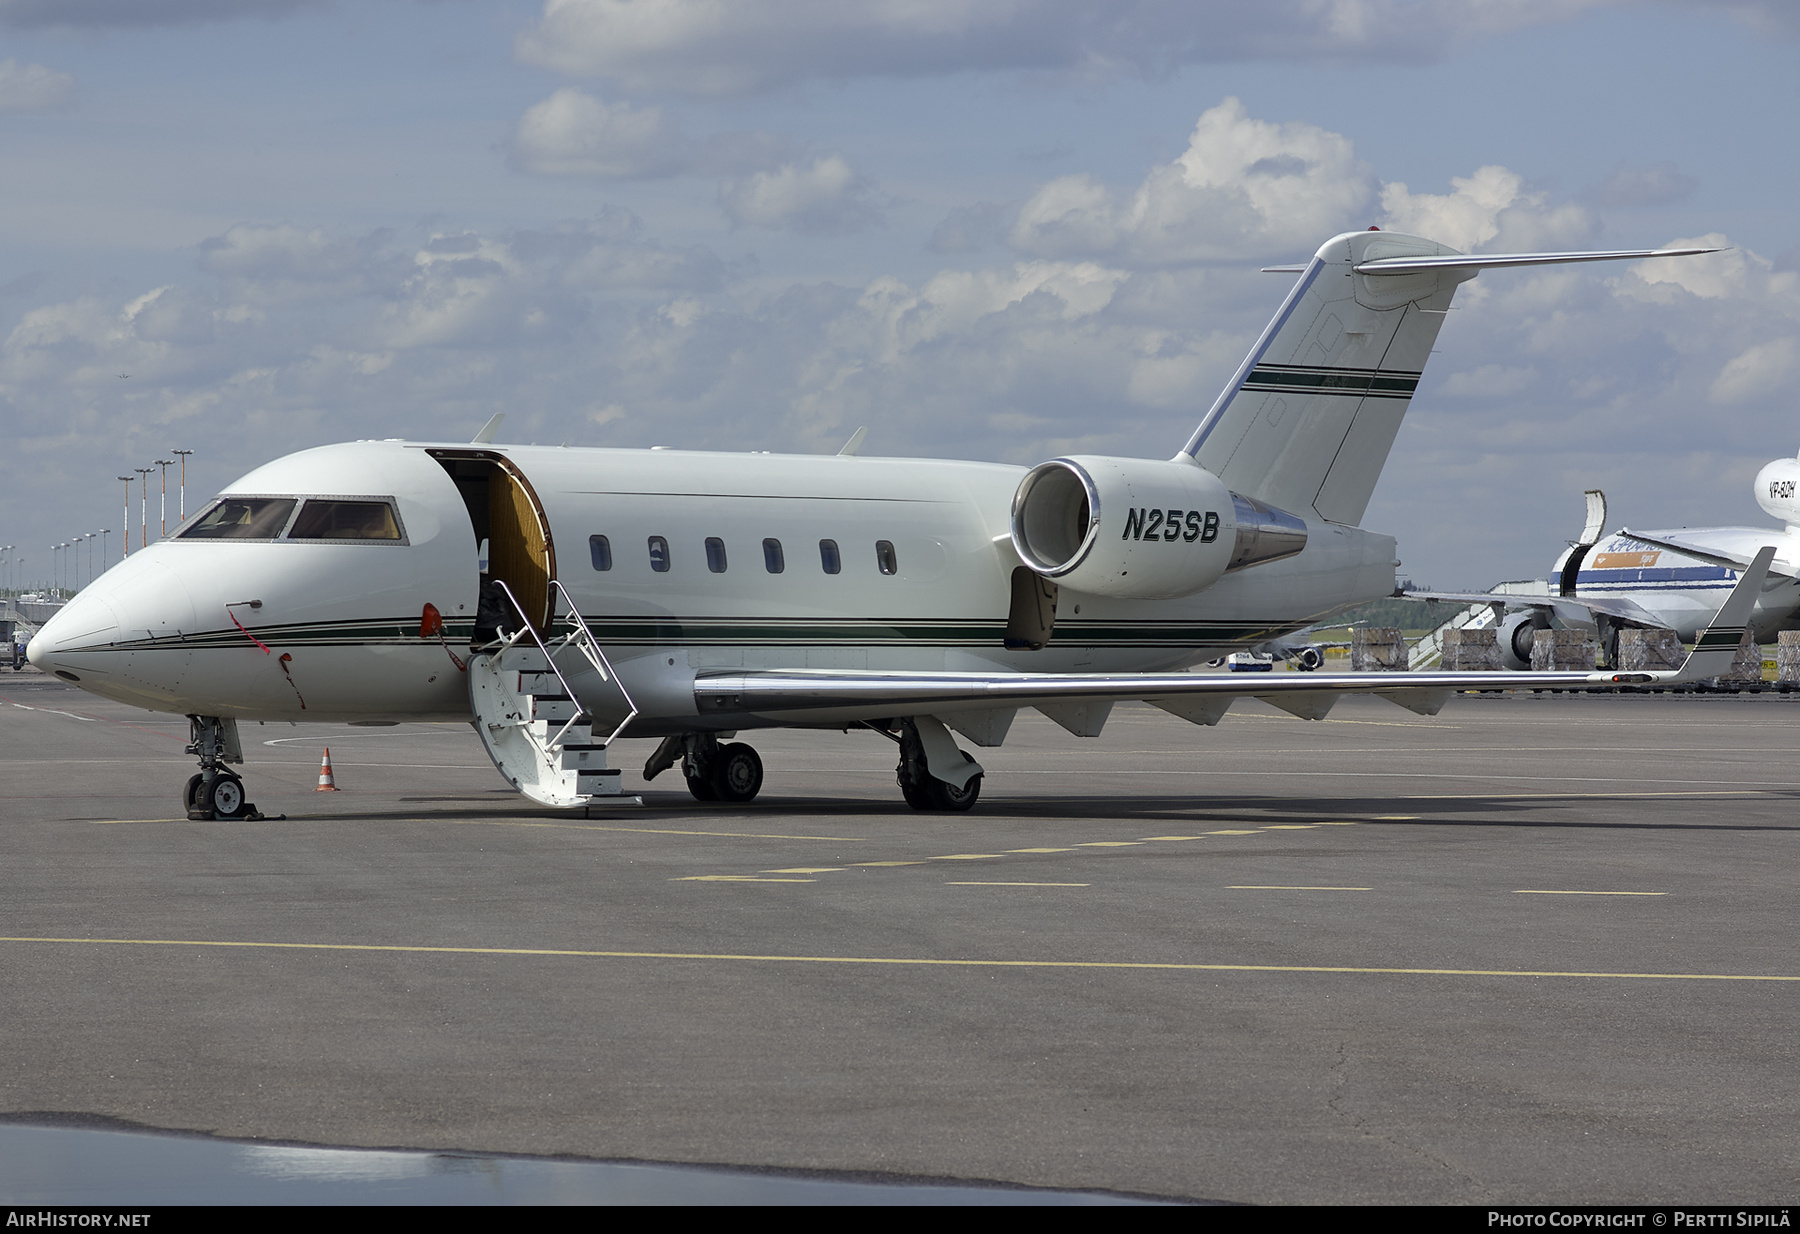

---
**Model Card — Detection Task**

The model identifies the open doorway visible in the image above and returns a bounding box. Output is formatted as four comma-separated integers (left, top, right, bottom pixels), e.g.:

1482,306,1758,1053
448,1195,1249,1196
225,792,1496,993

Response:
429,449,557,640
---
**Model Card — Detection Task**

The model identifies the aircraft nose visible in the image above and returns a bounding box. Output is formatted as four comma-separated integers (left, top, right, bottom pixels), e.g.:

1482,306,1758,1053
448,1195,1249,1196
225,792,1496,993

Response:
28,555,197,693
27,589,122,682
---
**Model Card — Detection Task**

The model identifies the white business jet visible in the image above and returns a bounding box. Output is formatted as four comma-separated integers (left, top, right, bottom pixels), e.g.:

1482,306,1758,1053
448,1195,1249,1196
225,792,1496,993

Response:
29,229,1744,819
1413,460,1800,668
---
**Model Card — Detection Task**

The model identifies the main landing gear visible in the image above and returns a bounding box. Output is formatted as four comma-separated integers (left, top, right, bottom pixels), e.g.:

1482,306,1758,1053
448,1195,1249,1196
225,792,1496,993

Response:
885,718,982,812
184,715,260,820
644,733,765,804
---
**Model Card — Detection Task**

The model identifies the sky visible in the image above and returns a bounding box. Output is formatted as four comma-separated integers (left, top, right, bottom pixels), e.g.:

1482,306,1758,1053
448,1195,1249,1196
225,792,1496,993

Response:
0,0,1796,592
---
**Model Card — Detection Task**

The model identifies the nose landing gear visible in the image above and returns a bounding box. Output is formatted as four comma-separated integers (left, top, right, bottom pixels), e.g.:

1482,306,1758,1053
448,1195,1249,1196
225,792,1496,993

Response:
184,715,260,820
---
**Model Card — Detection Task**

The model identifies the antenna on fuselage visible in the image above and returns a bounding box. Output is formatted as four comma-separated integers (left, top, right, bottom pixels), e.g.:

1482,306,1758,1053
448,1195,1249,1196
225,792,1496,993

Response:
472,414,505,445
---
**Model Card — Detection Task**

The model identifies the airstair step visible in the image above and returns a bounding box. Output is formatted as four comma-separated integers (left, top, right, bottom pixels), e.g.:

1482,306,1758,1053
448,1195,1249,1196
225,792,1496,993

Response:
578,768,624,796
530,697,584,722
560,745,610,770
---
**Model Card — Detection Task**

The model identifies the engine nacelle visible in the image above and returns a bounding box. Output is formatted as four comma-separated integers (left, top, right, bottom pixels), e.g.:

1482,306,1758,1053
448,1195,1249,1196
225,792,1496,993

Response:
1755,456,1800,528
1009,456,1307,600
1497,610,1550,670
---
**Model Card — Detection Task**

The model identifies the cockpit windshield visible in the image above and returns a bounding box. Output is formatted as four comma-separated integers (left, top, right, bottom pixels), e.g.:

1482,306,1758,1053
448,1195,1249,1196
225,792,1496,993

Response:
288,500,402,541
178,498,297,540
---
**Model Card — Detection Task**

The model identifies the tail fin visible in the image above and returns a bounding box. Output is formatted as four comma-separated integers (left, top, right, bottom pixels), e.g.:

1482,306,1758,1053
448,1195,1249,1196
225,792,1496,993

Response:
1181,233,1720,527
1673,545,1773,681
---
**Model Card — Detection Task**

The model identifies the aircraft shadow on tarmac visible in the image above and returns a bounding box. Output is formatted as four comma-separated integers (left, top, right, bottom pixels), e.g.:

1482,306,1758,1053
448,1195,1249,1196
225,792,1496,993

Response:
104,788,1800,832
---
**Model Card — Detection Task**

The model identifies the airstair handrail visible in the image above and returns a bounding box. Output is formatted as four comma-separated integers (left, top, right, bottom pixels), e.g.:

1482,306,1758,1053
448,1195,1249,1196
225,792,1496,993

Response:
547,579,640,747
488,578,590,749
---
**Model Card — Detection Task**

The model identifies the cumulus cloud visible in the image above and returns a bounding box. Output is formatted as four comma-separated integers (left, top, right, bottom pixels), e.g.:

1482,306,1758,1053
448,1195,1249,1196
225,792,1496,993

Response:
509,88,803,182
1379,164,1598,251
515,0,1610,95
0,58,73,111
0,0,320,27
1009,98,1376,264
510,89,692,178
1711,337,1799,405
719,155,883,236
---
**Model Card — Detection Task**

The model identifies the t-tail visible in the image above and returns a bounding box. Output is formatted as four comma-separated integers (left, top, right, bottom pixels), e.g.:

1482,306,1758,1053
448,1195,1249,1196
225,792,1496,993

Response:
1180,231,1719,527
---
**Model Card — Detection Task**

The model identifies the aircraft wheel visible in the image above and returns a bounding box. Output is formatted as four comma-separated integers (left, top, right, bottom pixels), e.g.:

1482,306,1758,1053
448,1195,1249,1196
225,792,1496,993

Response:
899,775,935,810
183,774,205,812
684,764,718,802
208,774,249,820
710,743,763,803
926,772,982,812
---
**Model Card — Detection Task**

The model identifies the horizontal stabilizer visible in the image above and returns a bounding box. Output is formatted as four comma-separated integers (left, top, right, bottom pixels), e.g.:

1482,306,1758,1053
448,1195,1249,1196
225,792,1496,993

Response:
1353,245,1720,275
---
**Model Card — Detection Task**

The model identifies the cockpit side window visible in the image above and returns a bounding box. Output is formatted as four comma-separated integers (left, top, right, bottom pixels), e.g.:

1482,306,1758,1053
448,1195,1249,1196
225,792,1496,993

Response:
288,499,404,541
178,498,297,540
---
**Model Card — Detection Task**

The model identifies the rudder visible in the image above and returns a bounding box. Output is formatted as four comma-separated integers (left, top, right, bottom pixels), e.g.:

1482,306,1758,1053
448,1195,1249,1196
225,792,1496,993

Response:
1182,230,1471,527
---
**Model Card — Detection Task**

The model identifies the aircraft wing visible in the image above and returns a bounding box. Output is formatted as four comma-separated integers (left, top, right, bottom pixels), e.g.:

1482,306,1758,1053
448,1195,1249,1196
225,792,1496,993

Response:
1616,528,1797,579
698,664,1612,724
695,550,1773,724
1403,589,1667,628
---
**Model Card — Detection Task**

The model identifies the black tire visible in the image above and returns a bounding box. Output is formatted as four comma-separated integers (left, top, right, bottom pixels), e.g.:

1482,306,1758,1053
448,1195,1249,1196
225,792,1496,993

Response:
709,742,763,803
208,774,249,819
183,774,205,812
925,772,981,812
899,774,935,810
684,763,718,802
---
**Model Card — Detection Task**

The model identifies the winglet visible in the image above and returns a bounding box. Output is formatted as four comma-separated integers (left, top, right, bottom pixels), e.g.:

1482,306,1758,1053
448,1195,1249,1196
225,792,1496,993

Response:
472,413,505,445
1672,545,1774,681
837,426,869,457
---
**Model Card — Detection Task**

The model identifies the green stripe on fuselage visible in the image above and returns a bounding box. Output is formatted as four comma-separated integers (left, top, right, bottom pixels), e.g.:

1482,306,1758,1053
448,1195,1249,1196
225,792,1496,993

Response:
108,614,1315,653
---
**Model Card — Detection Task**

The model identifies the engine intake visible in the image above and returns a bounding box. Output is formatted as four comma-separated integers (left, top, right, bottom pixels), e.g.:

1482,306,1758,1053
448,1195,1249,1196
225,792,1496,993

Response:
1010,456,1308,600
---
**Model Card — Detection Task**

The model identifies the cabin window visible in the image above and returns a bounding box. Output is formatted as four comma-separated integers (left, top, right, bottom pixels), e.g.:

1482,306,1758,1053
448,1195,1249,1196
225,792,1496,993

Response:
648,536,670,572
589,534,612,571
705,537,728,573
819,539,841,575
179,498,297,540
288,499,403,541
876,540,898,575
763,538,784,573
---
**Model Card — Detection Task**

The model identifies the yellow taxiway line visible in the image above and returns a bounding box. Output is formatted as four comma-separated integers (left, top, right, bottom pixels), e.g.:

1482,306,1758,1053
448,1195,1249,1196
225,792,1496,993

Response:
0,936,1792,982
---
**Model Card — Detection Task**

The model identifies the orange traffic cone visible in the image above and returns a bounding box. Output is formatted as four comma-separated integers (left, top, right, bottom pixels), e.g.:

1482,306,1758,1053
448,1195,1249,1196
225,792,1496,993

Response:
316,747,339,791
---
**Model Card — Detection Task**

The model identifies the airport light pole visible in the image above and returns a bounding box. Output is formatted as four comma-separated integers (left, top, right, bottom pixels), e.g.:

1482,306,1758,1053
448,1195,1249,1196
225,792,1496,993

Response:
83,533,96,590
100,530,109,574
155,459,173,538
119,477,135,556
136,467,153,550
171,448,193,522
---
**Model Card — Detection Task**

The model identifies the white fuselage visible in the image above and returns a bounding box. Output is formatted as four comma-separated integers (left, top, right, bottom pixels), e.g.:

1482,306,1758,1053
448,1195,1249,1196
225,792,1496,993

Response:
1568,528,1800,642
29,440,1398,731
